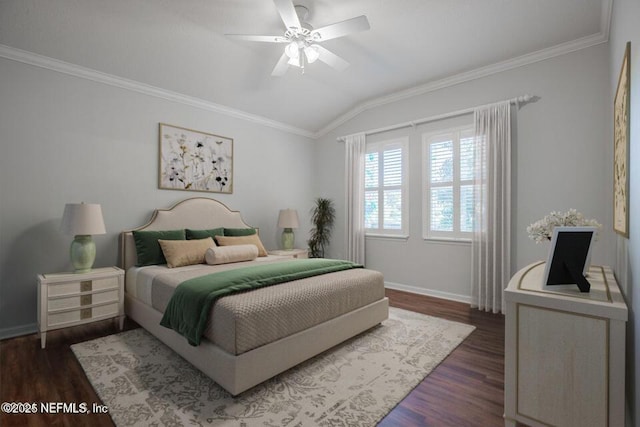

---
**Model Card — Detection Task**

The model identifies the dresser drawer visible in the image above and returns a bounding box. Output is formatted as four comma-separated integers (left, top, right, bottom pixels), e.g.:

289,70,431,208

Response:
48,277,119,297
48,289,119,311
47,302,119,328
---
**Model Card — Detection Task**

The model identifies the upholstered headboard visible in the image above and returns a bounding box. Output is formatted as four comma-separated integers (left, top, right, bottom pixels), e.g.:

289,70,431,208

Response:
120,198,253,271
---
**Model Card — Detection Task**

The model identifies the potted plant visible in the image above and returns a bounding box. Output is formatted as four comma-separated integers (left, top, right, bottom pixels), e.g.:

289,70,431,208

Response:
308,198,335,258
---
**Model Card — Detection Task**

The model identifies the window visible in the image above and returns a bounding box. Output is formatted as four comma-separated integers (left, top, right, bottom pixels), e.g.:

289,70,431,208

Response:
423,126,480,240
364,138,408,236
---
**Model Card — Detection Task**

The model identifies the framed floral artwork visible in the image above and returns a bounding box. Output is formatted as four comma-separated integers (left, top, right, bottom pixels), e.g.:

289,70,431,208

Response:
613,42,630,237
159,123,233,194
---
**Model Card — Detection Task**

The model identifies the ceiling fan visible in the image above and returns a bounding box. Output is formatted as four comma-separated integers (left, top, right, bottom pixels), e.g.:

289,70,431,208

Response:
225,0,370,76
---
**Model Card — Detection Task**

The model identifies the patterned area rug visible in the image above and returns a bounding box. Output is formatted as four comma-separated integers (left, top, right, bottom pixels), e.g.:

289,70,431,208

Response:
72,307,475,426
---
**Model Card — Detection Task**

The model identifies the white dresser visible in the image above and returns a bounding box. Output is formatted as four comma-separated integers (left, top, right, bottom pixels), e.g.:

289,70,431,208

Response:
504,262,627,427
37,267,125,348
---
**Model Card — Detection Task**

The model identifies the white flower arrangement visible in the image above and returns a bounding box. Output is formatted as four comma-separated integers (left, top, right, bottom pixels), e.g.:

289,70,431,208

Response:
527,209,602,243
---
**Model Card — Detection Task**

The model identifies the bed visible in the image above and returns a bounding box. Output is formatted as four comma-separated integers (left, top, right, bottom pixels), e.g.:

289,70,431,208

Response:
120,197,389,395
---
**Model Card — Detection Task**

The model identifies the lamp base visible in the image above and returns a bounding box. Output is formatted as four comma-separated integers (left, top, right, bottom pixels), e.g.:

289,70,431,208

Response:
70,235,96,273
281,228,295,250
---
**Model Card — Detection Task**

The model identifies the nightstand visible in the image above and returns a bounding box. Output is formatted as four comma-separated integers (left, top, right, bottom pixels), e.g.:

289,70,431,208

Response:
268,248,309,259
37,267,125,349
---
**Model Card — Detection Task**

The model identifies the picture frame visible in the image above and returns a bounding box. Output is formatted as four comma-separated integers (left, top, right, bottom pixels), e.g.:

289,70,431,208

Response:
543,226,597,293
613,42,630,237
159,123,233,194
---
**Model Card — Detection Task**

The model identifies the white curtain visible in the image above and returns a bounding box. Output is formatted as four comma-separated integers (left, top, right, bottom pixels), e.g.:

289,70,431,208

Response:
471,102,511,314
345,133,366,264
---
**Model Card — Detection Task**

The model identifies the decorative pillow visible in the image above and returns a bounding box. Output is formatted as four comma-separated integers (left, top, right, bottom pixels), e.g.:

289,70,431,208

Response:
133,229,186,266
224,227,257,236
205,244,258,265
158,237,215,268
186,228,224,240
215,234,268,257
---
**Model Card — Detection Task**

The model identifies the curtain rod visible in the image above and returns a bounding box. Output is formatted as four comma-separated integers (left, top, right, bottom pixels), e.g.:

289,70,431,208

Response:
336,94,537,142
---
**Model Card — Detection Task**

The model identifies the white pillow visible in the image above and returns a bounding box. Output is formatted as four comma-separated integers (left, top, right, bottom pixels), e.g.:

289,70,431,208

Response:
205,244,259,265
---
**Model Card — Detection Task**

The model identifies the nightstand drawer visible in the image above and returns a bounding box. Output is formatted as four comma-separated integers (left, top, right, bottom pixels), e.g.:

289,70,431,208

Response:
268,249,309,258
48,289,119,311
48,277,119,297
48,302,119,328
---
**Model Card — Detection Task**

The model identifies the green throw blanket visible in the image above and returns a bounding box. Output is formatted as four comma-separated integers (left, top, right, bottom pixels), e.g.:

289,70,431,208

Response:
160,258,363,346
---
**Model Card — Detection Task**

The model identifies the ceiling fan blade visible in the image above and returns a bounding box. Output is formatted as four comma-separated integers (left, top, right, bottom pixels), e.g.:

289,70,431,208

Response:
226,34,288,43
311,15,370,41
273,0,301,31
315,45,350,72
271,52,290,76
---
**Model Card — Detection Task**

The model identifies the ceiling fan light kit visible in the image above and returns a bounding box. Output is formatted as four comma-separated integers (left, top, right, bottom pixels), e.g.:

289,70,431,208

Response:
225,0,370,76
285,41,320,69
304,45,320,63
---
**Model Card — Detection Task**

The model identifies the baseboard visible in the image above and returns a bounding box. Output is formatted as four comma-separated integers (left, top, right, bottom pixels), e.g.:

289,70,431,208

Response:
0,323,37,340
384,281,472,304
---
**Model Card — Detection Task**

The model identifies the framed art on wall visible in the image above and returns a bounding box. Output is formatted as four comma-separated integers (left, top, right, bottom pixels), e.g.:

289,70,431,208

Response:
613,42,630,237
159,123,233,194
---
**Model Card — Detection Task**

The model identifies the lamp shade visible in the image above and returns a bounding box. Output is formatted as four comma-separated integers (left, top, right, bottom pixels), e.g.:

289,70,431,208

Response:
60,203,106,236
278,209,299,229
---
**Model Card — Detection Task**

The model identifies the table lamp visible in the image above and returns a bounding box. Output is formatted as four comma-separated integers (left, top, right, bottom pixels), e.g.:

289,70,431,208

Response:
277,209,299,250
60,203,106,273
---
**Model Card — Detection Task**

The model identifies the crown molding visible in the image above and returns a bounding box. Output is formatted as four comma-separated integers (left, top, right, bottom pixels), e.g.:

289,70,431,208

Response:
0,44,315,139
313,30,609,138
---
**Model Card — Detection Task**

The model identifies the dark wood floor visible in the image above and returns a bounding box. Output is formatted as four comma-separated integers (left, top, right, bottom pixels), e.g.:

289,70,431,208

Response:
379,289,505,427
0,289,505,426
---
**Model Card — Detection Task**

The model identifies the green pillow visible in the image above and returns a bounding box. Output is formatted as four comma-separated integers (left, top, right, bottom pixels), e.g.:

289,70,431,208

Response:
186,228,224,240
132,229,186,266
224,227,257,236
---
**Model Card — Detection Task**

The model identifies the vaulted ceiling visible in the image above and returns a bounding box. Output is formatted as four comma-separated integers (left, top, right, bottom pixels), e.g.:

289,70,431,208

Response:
0,0,610,136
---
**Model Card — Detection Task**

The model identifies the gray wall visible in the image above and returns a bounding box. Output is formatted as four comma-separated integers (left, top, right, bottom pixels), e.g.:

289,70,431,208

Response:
609,0,640,424
0,57,315,338
313,43,612,302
